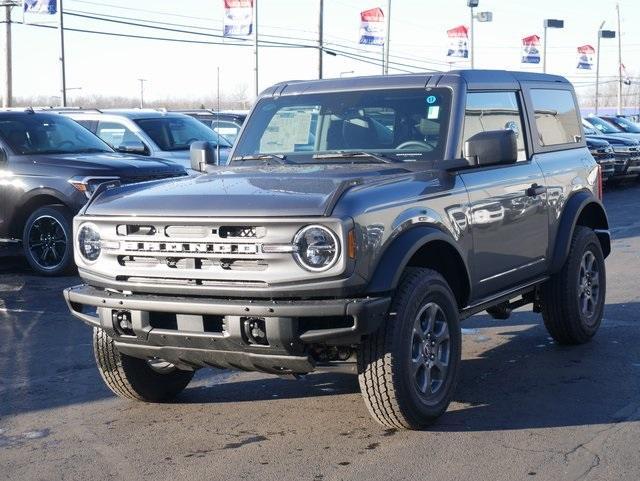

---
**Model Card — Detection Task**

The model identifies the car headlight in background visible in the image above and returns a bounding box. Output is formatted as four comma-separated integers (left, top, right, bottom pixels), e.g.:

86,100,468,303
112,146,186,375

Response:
78,223,102,262
68,176,120,199
293,225,340,271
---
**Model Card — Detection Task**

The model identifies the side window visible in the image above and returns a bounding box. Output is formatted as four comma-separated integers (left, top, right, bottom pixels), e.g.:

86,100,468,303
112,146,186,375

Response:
530,89,581,147
96,121,140,149
463,91,527,161
74,119,97,132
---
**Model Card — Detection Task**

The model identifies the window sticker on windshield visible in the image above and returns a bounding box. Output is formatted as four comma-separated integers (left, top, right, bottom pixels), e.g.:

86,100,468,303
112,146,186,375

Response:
427,106,440,120
260,107,316,152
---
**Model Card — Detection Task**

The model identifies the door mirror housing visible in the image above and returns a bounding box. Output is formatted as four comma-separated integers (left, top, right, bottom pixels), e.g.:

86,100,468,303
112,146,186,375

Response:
190,141,220,172
464,130,518,167
116,141,148,156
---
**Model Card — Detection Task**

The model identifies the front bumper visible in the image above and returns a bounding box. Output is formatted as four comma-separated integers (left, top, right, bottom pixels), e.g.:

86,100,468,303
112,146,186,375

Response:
64,284,391,374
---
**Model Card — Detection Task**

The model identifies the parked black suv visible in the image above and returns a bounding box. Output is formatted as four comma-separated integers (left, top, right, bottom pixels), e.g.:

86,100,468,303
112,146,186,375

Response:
0,111,187,275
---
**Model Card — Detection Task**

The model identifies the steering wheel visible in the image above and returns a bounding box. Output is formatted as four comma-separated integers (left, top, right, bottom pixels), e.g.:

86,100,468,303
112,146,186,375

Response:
396,140,433,151
56,140,75,149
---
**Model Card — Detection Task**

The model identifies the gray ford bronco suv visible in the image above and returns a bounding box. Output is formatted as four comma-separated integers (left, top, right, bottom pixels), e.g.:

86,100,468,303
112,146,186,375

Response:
64,70,610,429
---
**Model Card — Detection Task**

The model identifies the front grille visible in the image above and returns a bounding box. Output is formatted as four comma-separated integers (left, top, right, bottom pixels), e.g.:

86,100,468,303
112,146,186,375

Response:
122,172,186,185
119,276,268,288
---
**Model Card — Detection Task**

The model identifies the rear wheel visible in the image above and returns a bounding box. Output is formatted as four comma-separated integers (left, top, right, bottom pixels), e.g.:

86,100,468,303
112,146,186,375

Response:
22,205,74,276
93,327,194,402
541,226,606,345
357,268,461,429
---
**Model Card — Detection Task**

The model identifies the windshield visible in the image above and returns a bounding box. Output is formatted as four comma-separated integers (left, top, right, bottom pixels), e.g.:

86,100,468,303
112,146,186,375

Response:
232,88,452,163
582,119,599,135
609,116,640,133
135,116,231,152
587,116,623,134
0,114,113,155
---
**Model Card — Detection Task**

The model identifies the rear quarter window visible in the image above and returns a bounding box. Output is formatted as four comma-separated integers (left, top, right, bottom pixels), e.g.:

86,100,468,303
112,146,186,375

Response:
530,89,582,147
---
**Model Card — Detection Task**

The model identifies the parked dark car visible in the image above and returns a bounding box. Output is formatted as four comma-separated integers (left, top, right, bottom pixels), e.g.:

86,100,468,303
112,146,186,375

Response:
599,115,640,135
586,136,615,180
585,115,640,140
65,70,610,430
0,110,187,275
583,119,640,178
173,109,247,144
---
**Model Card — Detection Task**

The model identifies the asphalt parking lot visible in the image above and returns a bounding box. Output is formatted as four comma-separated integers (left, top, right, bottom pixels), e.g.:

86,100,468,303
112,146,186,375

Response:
1,182,639,481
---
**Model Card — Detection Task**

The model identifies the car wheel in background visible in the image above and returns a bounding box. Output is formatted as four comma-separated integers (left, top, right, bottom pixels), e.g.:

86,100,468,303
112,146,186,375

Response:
22,205,75,276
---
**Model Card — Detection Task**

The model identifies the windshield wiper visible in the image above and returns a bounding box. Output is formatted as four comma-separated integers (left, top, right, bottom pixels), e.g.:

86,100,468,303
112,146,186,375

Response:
233,154,288,164
311,151,397,164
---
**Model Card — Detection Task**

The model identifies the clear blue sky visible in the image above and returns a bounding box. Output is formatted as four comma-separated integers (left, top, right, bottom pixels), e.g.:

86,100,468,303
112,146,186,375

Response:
6,0,639,103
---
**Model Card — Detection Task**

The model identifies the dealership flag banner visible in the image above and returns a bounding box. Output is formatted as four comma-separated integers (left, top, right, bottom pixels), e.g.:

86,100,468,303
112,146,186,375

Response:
359,8,385,45
446,25,469,59
576,45,595,70
521,35,541,64
22,0,57,14
223,0,253,37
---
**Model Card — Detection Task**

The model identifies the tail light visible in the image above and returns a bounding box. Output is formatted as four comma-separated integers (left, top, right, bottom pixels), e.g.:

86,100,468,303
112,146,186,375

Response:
597,164,603,200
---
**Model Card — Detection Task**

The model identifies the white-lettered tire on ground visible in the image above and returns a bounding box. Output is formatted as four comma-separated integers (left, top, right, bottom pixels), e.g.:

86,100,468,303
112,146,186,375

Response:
541,226,606,345
357,268,461,429
93,327,194,402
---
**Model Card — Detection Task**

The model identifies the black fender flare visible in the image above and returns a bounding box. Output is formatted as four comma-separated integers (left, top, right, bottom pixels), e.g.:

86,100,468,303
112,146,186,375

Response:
550,191,610,273
367,226,471,299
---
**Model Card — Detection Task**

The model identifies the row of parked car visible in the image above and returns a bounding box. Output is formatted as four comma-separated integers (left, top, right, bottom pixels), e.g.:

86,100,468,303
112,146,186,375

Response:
583,115,640,181
0,104,637,276
0,108,246,274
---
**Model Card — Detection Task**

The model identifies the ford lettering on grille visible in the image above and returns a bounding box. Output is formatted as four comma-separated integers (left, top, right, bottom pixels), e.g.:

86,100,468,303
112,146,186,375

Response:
124,241,259,254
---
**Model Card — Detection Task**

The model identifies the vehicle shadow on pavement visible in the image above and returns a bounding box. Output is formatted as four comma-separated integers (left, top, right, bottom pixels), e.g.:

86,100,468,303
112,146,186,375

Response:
178,304,639,433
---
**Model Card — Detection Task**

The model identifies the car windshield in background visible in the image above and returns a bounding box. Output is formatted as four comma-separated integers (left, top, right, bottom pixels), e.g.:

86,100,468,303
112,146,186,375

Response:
608,116,640,133
232,88,452,163
587,116,623,135
0,114,113,155
135,116,231,152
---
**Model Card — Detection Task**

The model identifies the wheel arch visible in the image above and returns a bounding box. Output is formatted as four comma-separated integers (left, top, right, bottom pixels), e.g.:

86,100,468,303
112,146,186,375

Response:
12,189,70,238
367,226,471,309
550,191,610,274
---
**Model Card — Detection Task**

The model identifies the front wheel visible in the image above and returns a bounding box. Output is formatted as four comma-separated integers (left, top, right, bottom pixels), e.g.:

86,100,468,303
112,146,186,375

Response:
93,328,194,402
358,268,461,429
22,205,74,276
541,226,606,345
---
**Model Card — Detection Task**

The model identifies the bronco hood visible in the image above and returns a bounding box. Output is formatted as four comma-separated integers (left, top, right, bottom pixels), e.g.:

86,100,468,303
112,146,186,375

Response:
84,163,413,217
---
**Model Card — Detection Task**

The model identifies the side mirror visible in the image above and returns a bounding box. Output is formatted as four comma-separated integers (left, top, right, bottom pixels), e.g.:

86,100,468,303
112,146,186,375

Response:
116,141,148,156
464,130,518,167
190,141,220,172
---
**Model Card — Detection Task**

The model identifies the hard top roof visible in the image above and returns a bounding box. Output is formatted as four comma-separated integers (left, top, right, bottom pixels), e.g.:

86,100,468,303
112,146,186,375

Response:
260,69,570,98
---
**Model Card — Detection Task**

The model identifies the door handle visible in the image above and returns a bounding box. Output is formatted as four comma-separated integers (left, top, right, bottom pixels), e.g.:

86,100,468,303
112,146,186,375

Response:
527,184,547,197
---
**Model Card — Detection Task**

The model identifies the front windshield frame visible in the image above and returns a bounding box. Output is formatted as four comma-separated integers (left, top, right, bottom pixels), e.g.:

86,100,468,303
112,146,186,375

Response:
134,116,231,152
231,87,453,164
0,114,114,156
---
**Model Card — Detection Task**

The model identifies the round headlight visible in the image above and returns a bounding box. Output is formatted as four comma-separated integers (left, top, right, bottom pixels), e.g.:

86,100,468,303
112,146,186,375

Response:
293,225,340,271
78,223,101,262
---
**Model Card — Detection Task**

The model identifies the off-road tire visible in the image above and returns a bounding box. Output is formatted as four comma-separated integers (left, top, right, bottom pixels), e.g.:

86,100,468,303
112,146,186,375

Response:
541,226,606,345
22,205,75,276
357,268,461,429
93,327,194,402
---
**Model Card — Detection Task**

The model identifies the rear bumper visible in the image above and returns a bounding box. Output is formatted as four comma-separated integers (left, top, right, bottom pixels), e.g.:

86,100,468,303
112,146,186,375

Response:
63,284,391,374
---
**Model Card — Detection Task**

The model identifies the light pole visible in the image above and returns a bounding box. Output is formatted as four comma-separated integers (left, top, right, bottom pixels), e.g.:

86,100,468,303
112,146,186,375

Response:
595,26,616,115
318,0,324,79
137,79,147,109
467,1,492,69
1,1,19,108
542,19,564,73
383,0,391,75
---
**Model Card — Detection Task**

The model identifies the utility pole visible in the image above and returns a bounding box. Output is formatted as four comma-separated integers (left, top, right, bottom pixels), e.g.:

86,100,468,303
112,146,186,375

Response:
1,2,18,108
596,25,616,115
383,0,391,75
469,3,475,69
254,0,259,98
137,79,147,108
58,0,67,107
318,0,323,79
616,1,622,115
